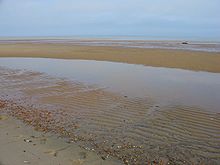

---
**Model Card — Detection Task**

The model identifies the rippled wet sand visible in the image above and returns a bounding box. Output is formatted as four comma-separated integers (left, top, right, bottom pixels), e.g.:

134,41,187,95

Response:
0,67,220,165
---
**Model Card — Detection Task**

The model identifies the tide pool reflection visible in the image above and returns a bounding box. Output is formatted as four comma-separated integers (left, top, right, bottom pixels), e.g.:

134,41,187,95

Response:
0,58,220,112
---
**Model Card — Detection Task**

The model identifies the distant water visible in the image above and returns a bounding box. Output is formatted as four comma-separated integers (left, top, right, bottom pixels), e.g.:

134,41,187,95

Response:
0,38,220,52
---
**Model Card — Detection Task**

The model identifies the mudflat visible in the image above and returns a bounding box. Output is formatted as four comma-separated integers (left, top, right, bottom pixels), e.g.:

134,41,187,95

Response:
0,42,220,73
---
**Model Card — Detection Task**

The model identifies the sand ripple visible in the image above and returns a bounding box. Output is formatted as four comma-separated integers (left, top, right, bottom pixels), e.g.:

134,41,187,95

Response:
0,67,220,165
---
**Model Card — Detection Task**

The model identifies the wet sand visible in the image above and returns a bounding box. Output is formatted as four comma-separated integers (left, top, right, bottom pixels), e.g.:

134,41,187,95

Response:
0,114,121,165
1,67,220,165
0,42,220,73
1,40,220,164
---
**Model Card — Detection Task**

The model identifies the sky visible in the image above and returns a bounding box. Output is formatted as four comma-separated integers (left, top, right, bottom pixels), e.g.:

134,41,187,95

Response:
0,0,220,40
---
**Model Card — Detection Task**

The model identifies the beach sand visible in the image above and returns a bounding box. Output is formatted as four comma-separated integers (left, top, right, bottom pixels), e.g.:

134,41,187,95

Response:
0,114,121,165
0,67,220,165
0,41,220,164
0,43,220,73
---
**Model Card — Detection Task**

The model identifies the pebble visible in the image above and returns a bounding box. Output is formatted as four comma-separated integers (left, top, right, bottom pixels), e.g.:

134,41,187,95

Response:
24,139,32,143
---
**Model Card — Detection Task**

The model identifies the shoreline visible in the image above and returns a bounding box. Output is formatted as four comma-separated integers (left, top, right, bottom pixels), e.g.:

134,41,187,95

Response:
0,43,220,73
0,67,220,165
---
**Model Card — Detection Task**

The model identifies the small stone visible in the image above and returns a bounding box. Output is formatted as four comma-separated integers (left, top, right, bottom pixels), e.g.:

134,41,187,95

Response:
24,139,32,143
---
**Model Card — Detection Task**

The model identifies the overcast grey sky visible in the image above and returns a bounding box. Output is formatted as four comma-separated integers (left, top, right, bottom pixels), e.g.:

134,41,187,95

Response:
0,0,219,40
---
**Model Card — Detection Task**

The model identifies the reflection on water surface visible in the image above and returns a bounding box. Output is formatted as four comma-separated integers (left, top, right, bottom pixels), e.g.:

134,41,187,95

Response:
0,58,220,112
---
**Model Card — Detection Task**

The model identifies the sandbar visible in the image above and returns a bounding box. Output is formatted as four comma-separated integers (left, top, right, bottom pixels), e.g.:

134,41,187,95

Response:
0,42,220,73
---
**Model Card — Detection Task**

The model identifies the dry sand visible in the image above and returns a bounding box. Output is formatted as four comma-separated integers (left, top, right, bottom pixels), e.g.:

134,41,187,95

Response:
0,67,220,165
0,43,220,73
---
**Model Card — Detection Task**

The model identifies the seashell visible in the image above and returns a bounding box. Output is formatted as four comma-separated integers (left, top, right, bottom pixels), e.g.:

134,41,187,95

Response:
24,160,30,164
